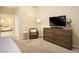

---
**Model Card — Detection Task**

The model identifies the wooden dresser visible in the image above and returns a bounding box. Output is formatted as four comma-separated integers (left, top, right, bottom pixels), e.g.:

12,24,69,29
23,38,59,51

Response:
43,27,72,50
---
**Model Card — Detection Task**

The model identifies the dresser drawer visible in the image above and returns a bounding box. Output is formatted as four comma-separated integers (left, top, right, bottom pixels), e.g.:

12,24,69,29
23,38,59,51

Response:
54,38,72,49
43,29,53,37
43,36,55,43
43,28,72,50
53,29,72,36
54,33,72,43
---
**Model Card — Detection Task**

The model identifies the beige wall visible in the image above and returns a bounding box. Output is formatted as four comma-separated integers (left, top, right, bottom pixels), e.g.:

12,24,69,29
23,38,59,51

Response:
36,6,79,47
16,7,36,38
0,6,17,14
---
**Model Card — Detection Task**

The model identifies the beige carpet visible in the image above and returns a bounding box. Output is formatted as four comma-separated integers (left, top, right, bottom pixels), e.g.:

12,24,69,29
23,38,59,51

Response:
14,38,73,53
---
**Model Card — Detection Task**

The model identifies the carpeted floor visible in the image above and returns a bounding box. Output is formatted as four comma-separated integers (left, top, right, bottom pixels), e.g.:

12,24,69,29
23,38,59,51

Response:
14,38,76,53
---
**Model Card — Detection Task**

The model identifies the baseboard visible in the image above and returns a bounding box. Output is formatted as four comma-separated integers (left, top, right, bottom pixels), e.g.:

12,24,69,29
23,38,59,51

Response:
73,45,79,48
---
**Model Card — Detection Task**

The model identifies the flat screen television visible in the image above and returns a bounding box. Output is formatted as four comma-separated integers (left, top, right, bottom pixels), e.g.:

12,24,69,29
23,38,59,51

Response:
49,15,66,27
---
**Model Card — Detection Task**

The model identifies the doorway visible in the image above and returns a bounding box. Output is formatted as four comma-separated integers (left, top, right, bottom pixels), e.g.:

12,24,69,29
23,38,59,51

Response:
0,14,14,37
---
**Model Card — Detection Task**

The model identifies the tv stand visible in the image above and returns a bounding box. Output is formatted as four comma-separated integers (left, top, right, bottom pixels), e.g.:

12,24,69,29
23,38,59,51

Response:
43,27,72,50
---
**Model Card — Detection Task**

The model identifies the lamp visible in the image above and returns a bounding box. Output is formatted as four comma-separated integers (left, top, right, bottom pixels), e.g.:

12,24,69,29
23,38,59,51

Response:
36,19,41,38
36,19,41,23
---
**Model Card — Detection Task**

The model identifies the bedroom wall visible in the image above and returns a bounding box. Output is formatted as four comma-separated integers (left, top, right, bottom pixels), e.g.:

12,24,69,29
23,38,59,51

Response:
36,6,79,47
16,7,36,38
0,6,17,14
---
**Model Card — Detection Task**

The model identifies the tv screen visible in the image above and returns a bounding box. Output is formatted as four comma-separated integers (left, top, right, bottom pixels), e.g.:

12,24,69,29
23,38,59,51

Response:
49,15,66,27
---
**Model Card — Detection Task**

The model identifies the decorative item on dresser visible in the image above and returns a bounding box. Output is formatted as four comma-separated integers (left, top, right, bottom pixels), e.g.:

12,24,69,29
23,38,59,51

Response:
43,27,72,50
